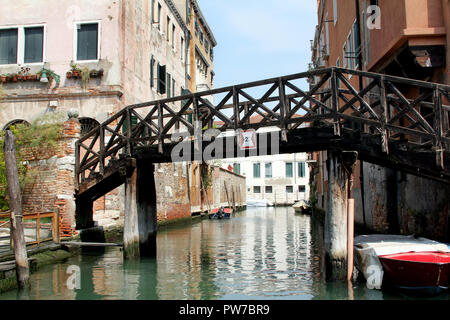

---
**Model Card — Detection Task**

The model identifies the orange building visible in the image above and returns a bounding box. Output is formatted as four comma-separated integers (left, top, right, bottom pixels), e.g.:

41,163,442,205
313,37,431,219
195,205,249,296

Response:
310,0,450,239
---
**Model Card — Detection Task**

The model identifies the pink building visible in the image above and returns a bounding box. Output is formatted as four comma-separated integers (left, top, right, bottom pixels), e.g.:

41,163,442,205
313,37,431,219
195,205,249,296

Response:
0,0,199,233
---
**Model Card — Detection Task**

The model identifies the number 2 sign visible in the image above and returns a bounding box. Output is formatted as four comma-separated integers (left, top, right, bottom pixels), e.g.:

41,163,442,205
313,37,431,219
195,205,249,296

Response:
240,129,256,150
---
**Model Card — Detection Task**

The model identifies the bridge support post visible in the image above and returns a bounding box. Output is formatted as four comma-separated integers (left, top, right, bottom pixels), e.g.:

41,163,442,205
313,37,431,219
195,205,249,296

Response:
123,159,157,259
324,151,357,281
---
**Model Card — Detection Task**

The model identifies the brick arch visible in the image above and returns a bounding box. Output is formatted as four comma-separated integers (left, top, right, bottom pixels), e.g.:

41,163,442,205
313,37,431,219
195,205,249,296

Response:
2,119,31,131
79,117,100,136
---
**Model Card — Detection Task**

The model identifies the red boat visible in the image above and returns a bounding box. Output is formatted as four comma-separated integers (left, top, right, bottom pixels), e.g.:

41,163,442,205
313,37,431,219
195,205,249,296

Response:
211,208,232,214
208,207,232,219
378,251,450,294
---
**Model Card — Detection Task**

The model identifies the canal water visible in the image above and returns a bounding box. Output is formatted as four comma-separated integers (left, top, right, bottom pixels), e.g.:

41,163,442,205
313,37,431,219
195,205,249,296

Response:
0,207,448,300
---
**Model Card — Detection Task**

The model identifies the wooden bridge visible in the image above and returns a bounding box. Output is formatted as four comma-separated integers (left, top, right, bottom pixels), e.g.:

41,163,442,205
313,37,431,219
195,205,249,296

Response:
74,67,450,273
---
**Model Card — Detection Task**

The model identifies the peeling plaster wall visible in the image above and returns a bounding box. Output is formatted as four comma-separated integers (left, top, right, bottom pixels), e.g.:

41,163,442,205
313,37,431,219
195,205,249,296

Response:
356,162,450,241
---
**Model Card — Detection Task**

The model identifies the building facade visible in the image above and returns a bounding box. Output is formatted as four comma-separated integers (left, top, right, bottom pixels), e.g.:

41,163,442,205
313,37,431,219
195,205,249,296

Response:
222,152,310,206
0,0,216,231
310,0,450,240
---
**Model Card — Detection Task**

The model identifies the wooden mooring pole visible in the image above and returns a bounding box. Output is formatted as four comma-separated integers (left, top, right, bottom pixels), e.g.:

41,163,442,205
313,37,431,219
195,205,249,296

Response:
4,130,30,288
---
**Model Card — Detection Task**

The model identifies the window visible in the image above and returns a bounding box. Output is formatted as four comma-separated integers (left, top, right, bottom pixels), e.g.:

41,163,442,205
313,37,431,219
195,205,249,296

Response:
195,20,199,37
0,26,44,65
157,3,162,30
298,162,306,178
172,25,176,49
253,186,261,194
233,163,241,175
210,48,214,60
0,28,18,64
79,117,100,135
166,17,171,42
172,78,175,97
333,0,338,25
181,37,185,62
286,162,293,178
286,186,293,193
265,163,272,178
298,185,306,193
265,186,273,194
353,21,361,68
24,27,44,63
166,73,171,97
76,23,99,61
199,30,204,44
157,63,166,94
205,39,209,52
253,163,261,178
150,56,156,89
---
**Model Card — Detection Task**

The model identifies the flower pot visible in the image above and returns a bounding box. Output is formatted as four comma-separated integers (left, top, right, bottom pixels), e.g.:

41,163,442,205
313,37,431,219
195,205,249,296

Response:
30,74,37,81
18,75,24,81
72,70,80,78
26,75,32,81
66,72,72,79
11,76,17,82
90,71,98,78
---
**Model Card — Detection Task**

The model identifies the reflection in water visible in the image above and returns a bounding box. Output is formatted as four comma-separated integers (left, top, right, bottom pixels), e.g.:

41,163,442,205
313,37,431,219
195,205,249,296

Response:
0,207,448,300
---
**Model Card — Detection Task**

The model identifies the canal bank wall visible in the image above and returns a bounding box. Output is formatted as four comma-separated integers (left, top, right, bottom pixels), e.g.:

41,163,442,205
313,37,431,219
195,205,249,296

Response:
0,244,77,293
311,155,450,242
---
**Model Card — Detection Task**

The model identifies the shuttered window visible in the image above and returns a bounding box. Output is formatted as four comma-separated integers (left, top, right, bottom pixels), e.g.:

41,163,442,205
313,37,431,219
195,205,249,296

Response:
150,56,155,88
24,27,44,63
167,73,171,97
0,28,18,64
77,23,98,61
157,63,166,94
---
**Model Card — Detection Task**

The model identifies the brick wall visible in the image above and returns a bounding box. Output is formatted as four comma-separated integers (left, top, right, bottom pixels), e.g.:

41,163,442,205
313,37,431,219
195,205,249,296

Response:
21,117,80,238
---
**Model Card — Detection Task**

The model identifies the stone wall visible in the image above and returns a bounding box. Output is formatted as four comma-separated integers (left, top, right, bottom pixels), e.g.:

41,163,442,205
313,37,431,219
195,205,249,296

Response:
355,162,450,241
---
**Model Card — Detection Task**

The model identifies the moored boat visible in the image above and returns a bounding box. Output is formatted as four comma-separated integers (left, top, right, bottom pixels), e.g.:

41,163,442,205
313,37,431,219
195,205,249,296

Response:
246,198,274,207
378,251,450,294
208,207,232,219
292,200,311,214
354,234,450,295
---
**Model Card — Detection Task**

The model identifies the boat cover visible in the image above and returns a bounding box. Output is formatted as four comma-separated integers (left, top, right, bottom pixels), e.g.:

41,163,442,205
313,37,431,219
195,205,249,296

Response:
354,234,450,289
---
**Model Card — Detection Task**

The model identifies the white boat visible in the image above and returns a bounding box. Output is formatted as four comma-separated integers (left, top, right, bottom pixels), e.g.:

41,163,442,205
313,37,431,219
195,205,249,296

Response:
292,200,311,214
246,198,274,207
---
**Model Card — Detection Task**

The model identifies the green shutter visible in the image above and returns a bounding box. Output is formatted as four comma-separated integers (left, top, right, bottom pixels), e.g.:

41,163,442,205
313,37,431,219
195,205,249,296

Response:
158,63,166,94
150,56,155,88
182,88,193,124
167,73,171,97
122,115,138,134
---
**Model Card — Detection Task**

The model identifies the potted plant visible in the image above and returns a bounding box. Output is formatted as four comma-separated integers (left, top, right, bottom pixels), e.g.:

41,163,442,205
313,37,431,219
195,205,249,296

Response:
70,62,81,78
66,71,72,79
0,74,6,83
10,74,18,82
36,68,61,86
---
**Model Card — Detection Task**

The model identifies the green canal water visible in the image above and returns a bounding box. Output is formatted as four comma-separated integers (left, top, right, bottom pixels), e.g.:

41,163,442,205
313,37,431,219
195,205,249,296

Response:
0,207,448,300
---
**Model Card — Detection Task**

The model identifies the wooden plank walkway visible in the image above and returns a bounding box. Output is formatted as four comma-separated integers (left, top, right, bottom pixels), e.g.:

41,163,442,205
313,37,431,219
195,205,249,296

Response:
60,242,123,247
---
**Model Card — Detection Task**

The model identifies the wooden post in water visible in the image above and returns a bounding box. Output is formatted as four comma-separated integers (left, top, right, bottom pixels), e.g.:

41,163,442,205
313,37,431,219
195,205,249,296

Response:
4,130,30,289
124,160,158,259
347,198,355,281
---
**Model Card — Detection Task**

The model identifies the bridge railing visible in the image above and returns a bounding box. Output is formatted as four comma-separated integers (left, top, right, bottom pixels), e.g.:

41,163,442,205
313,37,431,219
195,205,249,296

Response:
75,67,450,190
